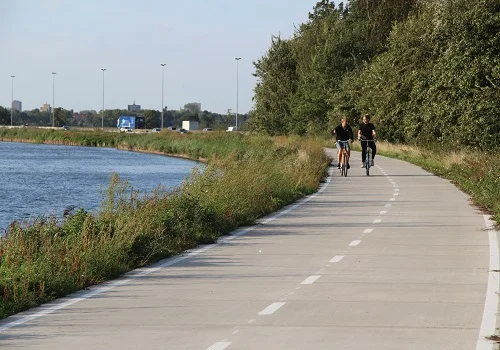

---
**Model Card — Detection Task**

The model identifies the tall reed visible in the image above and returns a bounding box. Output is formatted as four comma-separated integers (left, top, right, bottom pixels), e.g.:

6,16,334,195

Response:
0,130,329,319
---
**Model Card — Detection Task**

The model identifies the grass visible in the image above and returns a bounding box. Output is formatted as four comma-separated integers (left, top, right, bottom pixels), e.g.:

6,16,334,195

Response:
1,127,498,320
0,129,329,319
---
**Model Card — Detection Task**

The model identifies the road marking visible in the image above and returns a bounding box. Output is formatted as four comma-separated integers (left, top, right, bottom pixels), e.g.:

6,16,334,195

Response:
315,268,326,274
258,302,286,315
248,319,255,324
363,228,373,234
476,215,500,350
393,193,399,196
395,188,400,192
393,184,398,188
385,204,392,208
301,275,321,285
380,211,387,215
349,240,361,247
390,198,396,201
373,219,381,224
0,164,336,333
330,255,344,263
232,330,240,335
207,341,232,350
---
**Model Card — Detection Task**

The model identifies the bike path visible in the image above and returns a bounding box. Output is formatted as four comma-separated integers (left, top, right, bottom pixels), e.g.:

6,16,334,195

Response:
0,150,497,349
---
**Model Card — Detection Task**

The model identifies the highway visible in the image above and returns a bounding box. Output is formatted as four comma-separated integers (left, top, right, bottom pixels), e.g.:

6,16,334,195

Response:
0,150,497,350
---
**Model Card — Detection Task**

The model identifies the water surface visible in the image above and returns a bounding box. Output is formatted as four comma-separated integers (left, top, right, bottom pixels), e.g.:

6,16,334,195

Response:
0,142,199,234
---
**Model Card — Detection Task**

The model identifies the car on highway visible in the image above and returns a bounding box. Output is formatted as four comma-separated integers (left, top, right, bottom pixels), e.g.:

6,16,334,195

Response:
120,126,132,133
203,128,212,132
178,128,188,134
61,126,70,131
152,128,161,133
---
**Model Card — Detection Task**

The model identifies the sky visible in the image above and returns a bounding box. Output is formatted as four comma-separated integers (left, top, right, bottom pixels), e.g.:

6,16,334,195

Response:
0,0,327,115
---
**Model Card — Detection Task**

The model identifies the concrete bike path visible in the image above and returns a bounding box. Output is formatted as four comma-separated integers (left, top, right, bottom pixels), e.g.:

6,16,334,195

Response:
0,150,497,350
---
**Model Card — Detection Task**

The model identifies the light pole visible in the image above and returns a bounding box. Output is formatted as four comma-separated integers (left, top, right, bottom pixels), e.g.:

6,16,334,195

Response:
10,75,15,127
52,72,56,127
235,57,241,131
101,68,106,129
161,63,166,129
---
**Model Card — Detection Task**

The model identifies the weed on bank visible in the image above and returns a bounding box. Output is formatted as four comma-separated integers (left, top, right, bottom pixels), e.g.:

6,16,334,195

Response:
0,130,329,319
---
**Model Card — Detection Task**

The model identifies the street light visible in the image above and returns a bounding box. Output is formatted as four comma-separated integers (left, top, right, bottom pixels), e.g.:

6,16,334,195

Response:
161,63,166,129
235,57,241,131
10,75,15,127
101,68,106,129
52,72,56,127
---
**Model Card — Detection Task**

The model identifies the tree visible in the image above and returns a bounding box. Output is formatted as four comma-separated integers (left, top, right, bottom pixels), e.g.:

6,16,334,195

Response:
183,102,201,114
0,106,10,125
250,36,299,135
53,108,72,127
142,109,161,128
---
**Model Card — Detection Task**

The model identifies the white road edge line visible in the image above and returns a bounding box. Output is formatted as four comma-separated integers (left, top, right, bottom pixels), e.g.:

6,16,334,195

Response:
476,215,499,350
258,302,286,315
349,240,361,247
363,228,373,234
207,341,232,350
0,169,334,333
301,275,321,285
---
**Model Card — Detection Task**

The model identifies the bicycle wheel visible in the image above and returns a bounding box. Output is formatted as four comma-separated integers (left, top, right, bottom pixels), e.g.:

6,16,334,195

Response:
344,152,349,177
365,150,370,176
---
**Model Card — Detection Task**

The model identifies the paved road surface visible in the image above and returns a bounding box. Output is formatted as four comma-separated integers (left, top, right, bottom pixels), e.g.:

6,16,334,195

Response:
1,150,498,350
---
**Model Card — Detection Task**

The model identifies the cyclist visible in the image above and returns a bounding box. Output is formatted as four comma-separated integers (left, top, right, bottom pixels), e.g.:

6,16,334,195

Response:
358,114,377,167
331,116,354,169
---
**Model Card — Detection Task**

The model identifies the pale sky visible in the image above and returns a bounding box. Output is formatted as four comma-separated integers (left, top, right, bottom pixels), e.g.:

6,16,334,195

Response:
0,0,327,114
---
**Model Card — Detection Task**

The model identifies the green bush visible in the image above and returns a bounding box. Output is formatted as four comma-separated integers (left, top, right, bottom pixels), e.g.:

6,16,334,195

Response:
0,130,329,319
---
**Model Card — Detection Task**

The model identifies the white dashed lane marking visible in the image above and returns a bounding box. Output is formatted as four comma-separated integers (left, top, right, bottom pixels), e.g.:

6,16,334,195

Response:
258,302,286,315
301,275,321,285
349,240,361,247
207,341,232,350
330,255,344,263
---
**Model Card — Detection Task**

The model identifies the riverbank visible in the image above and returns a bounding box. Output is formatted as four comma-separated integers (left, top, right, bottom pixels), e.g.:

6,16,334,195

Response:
0,130,329,319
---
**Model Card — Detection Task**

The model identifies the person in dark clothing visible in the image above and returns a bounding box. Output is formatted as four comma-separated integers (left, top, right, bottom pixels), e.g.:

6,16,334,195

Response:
357,114,377,167
331,116,354,169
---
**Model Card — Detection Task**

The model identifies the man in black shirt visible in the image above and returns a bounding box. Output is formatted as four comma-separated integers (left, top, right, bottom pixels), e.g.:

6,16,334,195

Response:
331,116,354,169
358,114,377,167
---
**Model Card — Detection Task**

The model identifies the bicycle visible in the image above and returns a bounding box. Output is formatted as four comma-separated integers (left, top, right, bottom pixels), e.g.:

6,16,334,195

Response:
338,140,350,177
360,139,375,176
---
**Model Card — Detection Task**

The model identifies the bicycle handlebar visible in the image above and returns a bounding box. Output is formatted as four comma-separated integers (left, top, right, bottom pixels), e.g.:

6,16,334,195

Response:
359,139,376,142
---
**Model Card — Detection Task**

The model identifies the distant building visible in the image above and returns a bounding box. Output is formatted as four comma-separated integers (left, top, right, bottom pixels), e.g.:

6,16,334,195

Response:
40,103,51,113
183,102,201,114
128,101,141,112
12,100,22,112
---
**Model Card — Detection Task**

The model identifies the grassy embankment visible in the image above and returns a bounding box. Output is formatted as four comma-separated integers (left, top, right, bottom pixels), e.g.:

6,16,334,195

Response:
0,128,329,319
323,137,500,225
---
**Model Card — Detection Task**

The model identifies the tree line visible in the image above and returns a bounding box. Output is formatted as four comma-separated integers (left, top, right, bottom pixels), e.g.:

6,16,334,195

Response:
0,106,248,130
249,0,499,151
